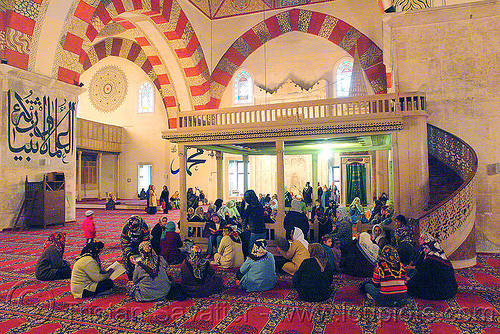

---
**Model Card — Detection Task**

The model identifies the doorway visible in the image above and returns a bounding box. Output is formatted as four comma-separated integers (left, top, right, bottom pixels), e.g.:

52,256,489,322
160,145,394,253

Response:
138,164,152,196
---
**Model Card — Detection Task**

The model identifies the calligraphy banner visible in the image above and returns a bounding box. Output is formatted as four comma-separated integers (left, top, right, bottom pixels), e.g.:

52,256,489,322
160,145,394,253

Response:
7,89,75,164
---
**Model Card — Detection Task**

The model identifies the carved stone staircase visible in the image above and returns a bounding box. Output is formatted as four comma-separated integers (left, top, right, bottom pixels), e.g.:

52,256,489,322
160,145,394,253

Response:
428,156,462,209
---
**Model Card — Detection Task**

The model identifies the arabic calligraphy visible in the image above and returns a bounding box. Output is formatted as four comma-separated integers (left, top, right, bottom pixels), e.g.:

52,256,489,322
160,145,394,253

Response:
8,90,75,164
170,148,207,176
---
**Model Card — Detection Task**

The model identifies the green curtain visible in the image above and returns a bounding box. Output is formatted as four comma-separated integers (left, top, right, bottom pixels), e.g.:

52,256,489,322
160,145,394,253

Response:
346,163,367,205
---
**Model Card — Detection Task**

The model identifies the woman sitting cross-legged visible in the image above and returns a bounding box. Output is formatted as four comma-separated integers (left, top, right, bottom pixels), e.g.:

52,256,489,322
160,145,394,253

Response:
406,232,458,300
160,221,186,265
180,244,224,298
131,241,185,302
236,239,277,292
276,227,310,275
204,213,226,259
35,232,71,281
71,241,114,299
213,226,245,269
293,243,334,302
360,245,408,307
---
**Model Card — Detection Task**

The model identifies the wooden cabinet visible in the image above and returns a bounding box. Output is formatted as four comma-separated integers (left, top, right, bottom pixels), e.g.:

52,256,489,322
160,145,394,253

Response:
25,173,65,229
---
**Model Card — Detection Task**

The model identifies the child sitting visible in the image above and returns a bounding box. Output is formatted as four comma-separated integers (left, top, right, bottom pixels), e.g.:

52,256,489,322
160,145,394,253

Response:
321,235,340,272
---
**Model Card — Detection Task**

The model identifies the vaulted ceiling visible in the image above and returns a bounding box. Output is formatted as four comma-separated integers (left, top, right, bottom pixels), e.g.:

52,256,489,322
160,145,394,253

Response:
186,0,336,19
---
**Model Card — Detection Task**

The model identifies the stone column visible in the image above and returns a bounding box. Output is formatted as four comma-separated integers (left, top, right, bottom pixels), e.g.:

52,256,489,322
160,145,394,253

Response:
97,152,102,199
243,155,249,192
376,150,390,199
216,151,224,200
116,154,120,198
395,112,429,219
77,150,82,201
312,153,318,202
276,140,285,239
178,144,188,237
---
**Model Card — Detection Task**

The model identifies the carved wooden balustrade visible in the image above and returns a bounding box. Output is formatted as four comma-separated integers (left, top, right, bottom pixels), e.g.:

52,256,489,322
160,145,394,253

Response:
175,92,426,131
417,125,478,267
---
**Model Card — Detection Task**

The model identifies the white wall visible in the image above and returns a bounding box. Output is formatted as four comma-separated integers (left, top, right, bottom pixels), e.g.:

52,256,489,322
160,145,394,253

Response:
0,65,82,229
78,57,171,200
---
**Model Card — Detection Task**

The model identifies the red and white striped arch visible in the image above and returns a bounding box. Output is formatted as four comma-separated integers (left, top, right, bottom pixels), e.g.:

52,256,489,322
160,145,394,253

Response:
210,9,387,108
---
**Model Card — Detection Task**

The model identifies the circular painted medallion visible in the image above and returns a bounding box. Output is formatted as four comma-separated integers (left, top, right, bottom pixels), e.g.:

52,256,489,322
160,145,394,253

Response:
89,65,128,112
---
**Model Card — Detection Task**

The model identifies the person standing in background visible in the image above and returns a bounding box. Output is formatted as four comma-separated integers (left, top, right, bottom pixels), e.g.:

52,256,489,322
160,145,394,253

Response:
82,210,96,244
160,185,170,214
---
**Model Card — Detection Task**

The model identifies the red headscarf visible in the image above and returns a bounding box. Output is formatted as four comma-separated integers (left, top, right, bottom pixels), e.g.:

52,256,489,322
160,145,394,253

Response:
44,232,66,254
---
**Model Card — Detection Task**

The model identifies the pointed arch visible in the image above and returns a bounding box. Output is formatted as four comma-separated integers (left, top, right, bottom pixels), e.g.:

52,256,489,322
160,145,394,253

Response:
210,9,387,108
83,37,178,127
54,0,210,114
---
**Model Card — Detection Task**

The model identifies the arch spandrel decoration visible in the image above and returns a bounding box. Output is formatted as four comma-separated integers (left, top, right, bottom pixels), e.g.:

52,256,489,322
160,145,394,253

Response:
210,9,387,108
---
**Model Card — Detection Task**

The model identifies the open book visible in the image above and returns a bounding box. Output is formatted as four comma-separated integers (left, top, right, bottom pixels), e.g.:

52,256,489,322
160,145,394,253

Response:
106,261,126,280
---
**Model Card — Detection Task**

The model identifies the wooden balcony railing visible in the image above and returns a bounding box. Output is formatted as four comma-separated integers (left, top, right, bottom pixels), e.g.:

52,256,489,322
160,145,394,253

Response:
176,92,426,130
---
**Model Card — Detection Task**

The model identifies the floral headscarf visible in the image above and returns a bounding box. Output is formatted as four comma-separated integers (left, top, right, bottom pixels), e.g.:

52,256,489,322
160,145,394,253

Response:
138,241,160,279
188,244,207,280
125,215,148,243
309,243,327,272
336,207,349,221
378,245,403,278
44,232,66,254
249,239,268,261
420,232,451,266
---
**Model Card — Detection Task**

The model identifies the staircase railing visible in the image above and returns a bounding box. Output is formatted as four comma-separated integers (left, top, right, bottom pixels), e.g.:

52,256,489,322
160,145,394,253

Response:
417,125,477,258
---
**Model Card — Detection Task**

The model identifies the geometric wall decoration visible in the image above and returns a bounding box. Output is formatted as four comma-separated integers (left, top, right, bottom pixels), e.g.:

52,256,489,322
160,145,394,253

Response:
89,65,128,113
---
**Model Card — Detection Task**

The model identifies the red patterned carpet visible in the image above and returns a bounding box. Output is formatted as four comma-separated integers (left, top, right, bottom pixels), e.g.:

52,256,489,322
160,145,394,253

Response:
0,209,499,333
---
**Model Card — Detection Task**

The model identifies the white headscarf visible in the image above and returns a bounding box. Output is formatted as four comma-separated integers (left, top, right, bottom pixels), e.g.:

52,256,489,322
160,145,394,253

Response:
371,224,386,244
292,227,309,249
358,232,380,265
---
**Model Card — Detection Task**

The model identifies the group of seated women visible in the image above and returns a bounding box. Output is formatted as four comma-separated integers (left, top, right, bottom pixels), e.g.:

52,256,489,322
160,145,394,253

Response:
33,191,458,307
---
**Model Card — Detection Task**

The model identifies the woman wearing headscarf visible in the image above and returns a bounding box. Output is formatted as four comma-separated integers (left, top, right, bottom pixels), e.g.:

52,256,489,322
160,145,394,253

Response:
237,239,277,292
131,241,173,302
203,213,226,258
293,243,334,302
406,233,458,300
284,199,310,240
146,185,158,215
71,241,114,298
151,216,167,256
170,191,180,209
277,227,310,275
360,245,408,307
120,215,150,280
160,221,185,265
371,224,388,249
160,185,170,214
186,187,199,210
35,232,71,281
349,197,367,224
240,190,267,257
329,207,352,252
225,200,241,220
214,199,223,212
190,207,206,223
393,215,415,266
340,232,378,278
180,244,224,297
214,226,245,269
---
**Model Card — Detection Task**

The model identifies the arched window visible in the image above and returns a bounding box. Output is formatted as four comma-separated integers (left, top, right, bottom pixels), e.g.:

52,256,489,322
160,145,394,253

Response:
138,82,154,113
336,60,353,97
234,70,253,104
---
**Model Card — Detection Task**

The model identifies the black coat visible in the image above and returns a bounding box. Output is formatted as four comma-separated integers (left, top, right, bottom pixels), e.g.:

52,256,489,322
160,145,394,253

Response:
407,251,458,300
284,211,309,238
293,258,334,302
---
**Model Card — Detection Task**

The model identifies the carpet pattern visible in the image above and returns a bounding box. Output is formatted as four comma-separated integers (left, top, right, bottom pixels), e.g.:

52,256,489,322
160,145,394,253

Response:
0,209,499,333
